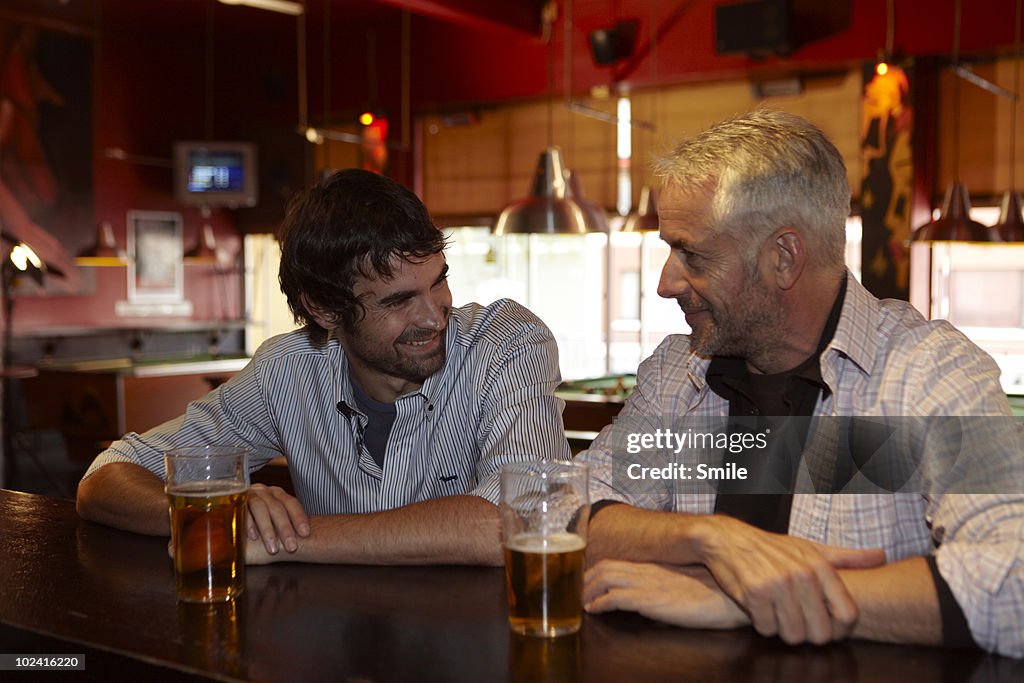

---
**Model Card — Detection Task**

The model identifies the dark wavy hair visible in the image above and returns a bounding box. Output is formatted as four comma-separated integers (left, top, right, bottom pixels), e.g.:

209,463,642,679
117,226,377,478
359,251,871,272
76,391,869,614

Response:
277,169,447,345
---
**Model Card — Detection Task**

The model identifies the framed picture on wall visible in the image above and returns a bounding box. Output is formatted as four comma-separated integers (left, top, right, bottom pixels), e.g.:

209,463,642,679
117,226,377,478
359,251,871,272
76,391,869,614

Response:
127,210,184,303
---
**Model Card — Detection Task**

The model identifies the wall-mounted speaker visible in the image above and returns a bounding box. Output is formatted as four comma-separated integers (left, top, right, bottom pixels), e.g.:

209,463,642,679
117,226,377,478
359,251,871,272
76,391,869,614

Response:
715,0,791,57
589,19,639,66
715,0,851,58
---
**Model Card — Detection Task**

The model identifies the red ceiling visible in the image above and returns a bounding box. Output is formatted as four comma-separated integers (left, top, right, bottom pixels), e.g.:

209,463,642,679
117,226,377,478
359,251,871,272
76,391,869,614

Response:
8,0,1024,116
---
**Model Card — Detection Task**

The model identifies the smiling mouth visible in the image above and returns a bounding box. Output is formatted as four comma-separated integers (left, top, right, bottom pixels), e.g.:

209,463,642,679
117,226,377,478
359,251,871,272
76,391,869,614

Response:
679,304,708,316
398,329,445,349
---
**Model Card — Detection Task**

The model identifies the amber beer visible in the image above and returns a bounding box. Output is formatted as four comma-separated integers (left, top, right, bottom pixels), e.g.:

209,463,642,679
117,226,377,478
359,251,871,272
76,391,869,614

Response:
168,480,247,603
504,531,586,637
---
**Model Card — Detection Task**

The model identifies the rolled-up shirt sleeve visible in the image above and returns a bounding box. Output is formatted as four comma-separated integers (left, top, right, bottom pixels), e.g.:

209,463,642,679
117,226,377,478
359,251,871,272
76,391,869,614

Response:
932,494,1024,657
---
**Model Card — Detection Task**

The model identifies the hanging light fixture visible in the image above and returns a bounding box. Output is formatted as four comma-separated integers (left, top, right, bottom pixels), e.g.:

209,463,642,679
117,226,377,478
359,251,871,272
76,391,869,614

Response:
910,0,991,242
622,185,659,232
493,1,599,235
185,224,219,263
494,147,588,235
76,221,128,266
994,0,1024,242
565,169,609,232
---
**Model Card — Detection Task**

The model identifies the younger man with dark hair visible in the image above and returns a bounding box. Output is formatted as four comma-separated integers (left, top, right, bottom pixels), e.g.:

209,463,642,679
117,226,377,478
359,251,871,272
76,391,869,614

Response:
77,169,571,566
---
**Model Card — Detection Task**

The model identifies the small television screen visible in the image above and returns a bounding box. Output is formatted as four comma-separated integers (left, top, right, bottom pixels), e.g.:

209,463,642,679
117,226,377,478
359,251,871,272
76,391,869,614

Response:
174,141,258,209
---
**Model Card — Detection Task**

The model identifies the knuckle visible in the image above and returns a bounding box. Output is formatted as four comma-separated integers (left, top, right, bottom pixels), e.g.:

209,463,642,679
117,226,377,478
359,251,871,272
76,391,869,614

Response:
807,626,831,646
834,602,859,629
791,565,817,586
750,614,778,637
779,629,804,646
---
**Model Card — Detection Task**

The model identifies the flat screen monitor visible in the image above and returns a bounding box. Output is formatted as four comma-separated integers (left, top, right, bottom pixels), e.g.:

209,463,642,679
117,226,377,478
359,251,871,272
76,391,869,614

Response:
174,141,258,209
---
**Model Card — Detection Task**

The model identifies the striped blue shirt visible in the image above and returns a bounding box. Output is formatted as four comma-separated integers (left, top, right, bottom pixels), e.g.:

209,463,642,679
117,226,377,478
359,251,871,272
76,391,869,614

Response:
84,299,572,513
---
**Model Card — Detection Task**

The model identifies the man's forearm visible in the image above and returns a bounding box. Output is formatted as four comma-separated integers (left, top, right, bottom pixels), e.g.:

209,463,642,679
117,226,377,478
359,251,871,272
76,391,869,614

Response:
587,503,706,566
76,462,170,536
841,556,943,646
252,494,503,566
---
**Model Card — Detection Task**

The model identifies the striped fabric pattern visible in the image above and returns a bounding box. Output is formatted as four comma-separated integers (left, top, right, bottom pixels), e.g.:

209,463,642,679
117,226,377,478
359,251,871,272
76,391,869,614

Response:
577,273,1024,657
85,299,572,513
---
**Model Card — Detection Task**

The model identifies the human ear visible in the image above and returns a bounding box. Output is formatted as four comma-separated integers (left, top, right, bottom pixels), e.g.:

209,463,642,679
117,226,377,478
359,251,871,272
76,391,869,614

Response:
301,294,340,330
771,228,805,290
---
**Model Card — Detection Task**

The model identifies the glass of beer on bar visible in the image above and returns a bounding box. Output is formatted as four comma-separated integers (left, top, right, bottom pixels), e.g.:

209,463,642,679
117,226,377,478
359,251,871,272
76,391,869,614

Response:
165,446,249,603
501,461,590,638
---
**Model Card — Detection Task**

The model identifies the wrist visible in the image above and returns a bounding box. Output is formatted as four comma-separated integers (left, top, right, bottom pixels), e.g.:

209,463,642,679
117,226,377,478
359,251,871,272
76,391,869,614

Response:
669,512,717,564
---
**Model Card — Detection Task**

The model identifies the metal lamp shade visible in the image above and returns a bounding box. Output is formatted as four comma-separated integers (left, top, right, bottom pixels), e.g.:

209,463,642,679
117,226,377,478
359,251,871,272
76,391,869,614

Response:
185,224,219,263
493,147,589,235
622,185,660,232
76,222,128,266
909,181,993,242
993,190,1024,242
565,169,609,232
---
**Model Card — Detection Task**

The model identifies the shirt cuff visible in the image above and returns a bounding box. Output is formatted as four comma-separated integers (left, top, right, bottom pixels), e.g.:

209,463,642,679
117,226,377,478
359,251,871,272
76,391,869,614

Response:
589,499,625,520
925,554,979,650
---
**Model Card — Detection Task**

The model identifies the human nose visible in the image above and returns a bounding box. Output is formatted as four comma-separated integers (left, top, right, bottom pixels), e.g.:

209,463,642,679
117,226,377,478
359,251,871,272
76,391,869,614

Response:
416,290,449,330
656,253,690,300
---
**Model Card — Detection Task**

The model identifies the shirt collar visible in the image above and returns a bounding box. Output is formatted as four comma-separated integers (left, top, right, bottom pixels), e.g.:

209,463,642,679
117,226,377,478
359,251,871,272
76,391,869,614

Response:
706,276,846,391
824,270,880,377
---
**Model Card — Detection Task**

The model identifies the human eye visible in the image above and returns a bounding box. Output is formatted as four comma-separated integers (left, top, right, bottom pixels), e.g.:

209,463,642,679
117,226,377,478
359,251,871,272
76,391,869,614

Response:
378,294,412,309
676,246,703,266
433,265,450,287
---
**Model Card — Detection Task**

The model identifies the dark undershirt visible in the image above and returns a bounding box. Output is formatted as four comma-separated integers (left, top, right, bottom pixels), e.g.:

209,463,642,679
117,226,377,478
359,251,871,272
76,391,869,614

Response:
350,377,397,470
706,278,846,534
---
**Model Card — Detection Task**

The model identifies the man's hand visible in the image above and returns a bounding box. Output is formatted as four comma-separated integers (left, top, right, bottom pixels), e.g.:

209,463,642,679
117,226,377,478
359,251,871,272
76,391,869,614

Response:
694,515,886,644
246,484,310,557
584,560,748,630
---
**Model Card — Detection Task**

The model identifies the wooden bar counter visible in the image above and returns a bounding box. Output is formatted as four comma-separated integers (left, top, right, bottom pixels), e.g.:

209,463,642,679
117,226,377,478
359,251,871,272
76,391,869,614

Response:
1,489,1021,682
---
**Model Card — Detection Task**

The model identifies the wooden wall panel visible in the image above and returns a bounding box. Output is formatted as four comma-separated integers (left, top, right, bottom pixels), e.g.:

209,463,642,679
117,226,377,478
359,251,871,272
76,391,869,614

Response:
936,58,1020,201
421,69,865,219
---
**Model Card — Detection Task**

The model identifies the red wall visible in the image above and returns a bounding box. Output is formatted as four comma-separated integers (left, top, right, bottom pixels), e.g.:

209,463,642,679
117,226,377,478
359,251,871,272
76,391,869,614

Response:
14,0,1022,335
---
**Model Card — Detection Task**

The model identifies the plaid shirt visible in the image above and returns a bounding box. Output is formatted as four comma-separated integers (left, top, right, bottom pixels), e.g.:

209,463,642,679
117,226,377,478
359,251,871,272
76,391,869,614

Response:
85,299,571,512
578,273,1024,657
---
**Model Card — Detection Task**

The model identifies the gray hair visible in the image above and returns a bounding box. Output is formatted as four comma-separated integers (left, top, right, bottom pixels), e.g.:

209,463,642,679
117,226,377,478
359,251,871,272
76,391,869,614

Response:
652,109,850,269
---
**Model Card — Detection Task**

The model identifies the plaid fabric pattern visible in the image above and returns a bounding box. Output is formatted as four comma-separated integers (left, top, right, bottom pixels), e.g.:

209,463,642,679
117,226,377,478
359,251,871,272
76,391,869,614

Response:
578,273,1024,657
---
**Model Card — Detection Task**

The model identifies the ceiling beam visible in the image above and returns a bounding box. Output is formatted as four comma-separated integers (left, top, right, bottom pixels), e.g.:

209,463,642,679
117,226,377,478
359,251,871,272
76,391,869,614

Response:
370,0,541,36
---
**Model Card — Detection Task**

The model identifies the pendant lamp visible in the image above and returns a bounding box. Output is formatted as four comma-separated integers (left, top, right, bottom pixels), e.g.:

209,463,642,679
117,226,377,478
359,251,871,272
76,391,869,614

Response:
494,147,588,235
185,224,219,263
622,185,659,232
994,190,1024,241
994,0,1024,242
911,182,988,241
565,169,610,232
910,0,994,242
494,2,602,235
76,221,128,266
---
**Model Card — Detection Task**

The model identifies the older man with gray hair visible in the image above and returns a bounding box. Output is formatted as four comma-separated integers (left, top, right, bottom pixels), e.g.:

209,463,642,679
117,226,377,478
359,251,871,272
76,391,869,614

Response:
579,109,1024,657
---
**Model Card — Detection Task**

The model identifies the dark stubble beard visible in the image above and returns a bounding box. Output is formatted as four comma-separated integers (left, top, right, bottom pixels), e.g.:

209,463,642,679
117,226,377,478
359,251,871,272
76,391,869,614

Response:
343,320,449,387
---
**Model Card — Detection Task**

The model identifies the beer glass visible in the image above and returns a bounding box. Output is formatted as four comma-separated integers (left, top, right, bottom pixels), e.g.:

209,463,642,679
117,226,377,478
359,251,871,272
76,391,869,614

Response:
165,446,249,603
501,461,590,637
